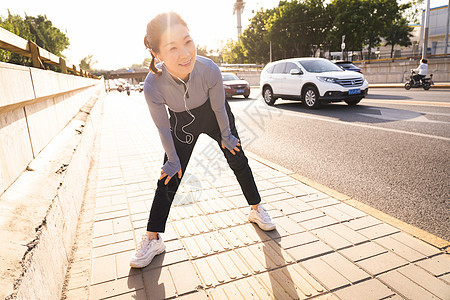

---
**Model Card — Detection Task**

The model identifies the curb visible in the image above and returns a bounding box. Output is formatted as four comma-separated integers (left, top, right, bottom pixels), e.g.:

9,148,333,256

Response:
246,151,450,251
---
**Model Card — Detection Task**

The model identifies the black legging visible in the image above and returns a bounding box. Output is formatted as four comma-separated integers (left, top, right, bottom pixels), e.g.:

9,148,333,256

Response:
146,99,261,232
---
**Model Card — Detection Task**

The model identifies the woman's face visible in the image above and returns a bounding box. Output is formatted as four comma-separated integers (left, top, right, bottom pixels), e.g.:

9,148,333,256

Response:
156,24,196,81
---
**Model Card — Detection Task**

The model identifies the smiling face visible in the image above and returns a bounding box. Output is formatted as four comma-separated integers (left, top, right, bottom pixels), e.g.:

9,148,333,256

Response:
155,24,196,81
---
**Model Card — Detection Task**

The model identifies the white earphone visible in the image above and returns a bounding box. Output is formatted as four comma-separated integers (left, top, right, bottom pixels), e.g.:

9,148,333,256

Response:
173,76,195,144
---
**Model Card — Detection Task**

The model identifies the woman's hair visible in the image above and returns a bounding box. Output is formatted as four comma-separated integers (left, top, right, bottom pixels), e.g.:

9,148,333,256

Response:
144,12,188,75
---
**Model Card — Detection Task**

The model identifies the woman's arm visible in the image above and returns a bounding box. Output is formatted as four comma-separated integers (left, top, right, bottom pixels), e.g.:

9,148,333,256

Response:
144,85,181,178
207,61,239,151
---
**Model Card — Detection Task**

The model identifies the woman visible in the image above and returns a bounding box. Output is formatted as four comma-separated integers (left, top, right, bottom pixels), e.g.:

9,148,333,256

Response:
130,12,275,269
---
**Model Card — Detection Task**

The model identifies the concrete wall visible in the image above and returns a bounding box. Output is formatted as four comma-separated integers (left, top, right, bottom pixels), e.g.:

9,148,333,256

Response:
0,62,101,194
0,62,105,299
231,57,450,86
358,58,450,83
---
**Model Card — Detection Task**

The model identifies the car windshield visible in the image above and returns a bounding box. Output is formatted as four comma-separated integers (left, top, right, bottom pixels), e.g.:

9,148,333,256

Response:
298,60,344,73
222,74,240,81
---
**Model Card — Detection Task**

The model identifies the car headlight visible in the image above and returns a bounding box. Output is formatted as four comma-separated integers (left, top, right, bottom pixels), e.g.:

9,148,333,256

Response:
224,85,232,89
317,76,337,83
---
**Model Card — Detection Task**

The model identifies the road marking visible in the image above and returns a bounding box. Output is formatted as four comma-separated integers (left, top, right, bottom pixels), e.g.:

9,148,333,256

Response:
363,99,450,107
255,97,450,142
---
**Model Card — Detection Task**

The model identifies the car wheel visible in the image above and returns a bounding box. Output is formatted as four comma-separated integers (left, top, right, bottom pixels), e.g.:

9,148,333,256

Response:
404,82,411,90
244,93,250,98
263,87,276,105
303,86,320,109
423,82,431,90
345,98,362,106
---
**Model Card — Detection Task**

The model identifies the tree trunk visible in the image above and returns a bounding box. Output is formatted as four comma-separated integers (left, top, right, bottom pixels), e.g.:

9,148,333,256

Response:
391,44,395,61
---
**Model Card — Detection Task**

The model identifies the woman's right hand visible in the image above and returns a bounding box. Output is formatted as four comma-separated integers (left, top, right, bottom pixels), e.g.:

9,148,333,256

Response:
160,168,182,185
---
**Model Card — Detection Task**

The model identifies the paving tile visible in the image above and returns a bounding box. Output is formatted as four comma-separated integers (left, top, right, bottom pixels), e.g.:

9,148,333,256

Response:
281,185,311,197
286,240,334,262
169,261,202,295
176,290,209,299
319,205,354,222
299,193,330,203
273,216,306,234
390,232,441,257
104,289,147,299
438,273,450,284
301,215,339,230
115,251,141,279
357,223,400,239
91,255,116,284
95,209,129,222
345,216,382,230
397,264,450,299
90,274,144,300
143,249,190,271
142,267,177,299
334,279,396,300
289,209,326,223
92,239,135,258
95,203,128,215
264,192,294,203
64,286,89,300
309,197,341,209
256,264,325,299
302,256,353,291
321,253,370,283
274,231,319,249
374,235,427,262
327,223,369,245
235,245,267,273
93,231,133,248
164,238,184,253
340,242,387,262
378,269,440,300
313,227,353,250
287,198,315,213
93,220,114,238
415,254,450,276
312,293,340,300
160,223,179,242
268,200,297,215
357,251,408,275
333,203,367,219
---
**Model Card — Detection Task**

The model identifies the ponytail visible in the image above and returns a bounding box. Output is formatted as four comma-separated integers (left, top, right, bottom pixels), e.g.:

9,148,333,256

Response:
149,53,161,75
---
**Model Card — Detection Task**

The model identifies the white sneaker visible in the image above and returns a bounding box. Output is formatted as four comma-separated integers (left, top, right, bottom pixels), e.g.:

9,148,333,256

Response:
130,233,166,268
249,204,276,231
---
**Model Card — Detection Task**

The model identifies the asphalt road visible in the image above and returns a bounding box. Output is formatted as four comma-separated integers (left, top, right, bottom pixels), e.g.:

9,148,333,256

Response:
227,87,450,241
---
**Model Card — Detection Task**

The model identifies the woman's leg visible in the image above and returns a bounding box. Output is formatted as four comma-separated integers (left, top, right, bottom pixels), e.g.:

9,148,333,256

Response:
205,102,261,206
146,133,198,233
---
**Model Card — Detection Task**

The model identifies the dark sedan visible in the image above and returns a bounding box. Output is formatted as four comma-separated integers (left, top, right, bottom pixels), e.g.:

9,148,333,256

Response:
222,73,250,99
334,61,363,73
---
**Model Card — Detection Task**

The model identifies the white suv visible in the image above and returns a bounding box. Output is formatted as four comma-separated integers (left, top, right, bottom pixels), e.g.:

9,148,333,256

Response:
260,58,369,108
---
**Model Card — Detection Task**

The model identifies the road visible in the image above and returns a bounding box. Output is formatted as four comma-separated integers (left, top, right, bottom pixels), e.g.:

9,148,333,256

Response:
226,87,450,241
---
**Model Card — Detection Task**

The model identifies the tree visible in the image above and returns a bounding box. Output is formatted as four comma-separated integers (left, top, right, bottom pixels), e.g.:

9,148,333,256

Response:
0,11,70,66
79,55,96,72
384,17,413,58
239,9,272,63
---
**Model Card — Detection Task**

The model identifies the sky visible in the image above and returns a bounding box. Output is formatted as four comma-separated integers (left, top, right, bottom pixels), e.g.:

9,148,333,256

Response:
2,0,448,70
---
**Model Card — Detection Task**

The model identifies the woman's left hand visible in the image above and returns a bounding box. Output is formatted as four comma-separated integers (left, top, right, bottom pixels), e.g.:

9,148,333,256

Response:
222,142,241,155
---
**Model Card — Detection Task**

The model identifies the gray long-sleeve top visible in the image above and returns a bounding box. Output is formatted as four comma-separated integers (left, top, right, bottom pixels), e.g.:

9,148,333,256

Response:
143,55,239,177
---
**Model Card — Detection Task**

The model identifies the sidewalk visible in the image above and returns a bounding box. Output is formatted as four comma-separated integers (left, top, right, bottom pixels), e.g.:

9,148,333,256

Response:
62,92,450,300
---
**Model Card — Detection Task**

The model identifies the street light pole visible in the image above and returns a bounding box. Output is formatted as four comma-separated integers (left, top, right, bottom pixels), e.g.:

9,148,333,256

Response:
445,0,449,54
422,0,431,59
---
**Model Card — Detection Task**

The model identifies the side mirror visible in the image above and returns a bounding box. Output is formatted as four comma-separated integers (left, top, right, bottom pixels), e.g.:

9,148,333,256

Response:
290,69,302,75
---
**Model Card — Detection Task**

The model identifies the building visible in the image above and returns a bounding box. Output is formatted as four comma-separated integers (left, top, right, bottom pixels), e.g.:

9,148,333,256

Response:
418,4,450,55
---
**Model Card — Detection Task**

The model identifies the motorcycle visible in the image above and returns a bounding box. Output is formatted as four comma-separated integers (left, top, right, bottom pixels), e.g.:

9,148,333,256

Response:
125,85,131,96
404,70,433,90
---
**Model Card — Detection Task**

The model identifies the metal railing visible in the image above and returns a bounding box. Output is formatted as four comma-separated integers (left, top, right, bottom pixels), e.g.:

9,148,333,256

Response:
0,27,98,78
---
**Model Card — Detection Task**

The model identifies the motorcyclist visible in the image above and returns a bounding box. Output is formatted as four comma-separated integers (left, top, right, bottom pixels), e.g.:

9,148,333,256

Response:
412,59,428,84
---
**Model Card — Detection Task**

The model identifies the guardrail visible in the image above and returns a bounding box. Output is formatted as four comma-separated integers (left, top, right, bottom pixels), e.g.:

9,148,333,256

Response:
0,27,98,78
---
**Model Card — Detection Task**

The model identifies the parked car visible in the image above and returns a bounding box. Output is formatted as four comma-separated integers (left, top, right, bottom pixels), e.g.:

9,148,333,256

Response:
260,58,369,108
334,61,362,73
222,73,250,99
